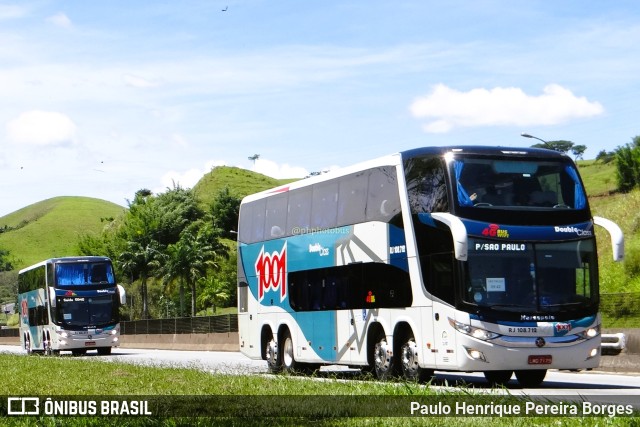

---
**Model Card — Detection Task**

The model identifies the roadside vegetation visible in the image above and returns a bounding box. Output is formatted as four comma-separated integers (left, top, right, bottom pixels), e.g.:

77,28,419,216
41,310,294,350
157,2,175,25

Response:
0,353,637,426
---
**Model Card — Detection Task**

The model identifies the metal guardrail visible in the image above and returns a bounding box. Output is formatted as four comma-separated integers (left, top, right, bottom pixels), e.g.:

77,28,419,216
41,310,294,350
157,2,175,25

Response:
0,327,18,338
601,333,626,355
120,314,238,335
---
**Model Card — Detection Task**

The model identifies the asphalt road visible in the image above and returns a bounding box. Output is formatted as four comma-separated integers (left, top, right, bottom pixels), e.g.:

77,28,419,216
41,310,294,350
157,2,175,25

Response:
2,345,640,409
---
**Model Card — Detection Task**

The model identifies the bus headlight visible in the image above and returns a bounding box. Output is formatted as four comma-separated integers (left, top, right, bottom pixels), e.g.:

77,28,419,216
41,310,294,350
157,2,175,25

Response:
449,318,500,341
59,332,68,338
578,325,600,339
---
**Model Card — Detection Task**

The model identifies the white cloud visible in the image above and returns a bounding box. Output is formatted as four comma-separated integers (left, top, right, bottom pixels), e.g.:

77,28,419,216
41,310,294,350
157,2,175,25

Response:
251,158,308,179
123,74,159,88
157,160,227,192
0,5,28,20
6,110,77,146
46,12,72,29
410,84,604,133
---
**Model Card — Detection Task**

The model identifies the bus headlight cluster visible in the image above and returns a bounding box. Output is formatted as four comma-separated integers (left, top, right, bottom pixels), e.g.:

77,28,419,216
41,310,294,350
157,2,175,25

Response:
449,318,500,341
463,346,488,362
578,325,600,339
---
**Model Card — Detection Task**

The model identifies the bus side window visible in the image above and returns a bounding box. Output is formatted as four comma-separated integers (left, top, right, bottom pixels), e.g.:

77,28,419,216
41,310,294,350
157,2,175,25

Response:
287,188,312,234
337,172,368,226
265,194,288,239
366,167,401,222
311,182,338,229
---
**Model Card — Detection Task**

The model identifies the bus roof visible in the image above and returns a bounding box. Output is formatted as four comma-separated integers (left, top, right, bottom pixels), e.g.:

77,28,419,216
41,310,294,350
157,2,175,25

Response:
241,145,570,204
19,256,112,274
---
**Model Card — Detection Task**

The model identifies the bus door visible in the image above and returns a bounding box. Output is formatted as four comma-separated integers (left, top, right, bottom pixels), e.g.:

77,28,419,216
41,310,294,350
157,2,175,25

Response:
431,301,458,369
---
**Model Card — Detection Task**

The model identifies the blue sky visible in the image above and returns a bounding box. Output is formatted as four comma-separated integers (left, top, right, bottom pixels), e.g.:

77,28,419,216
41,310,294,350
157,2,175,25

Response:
1,1,639,216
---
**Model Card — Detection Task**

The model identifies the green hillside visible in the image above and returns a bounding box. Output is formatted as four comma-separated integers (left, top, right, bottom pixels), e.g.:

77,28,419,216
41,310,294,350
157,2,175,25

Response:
192,166,297,206
0,196,126,269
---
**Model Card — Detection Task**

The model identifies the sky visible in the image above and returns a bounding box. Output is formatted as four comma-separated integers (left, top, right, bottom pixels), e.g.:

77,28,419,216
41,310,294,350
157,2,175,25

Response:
1,1,640,216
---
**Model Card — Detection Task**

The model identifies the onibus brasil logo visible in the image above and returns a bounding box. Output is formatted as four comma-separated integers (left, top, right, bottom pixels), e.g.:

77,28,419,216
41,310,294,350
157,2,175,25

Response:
255,242,287,303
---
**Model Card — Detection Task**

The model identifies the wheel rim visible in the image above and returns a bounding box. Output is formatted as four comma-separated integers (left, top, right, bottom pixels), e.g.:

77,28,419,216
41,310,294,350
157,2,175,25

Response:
266,339,278,367
401,340,419,377
283,336,294,368
374,339,391,374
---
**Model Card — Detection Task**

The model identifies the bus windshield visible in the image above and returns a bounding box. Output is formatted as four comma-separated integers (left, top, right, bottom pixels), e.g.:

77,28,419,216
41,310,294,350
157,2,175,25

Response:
464,238,598,314
453,157,587,210
56,262,115,286
56,294,118,328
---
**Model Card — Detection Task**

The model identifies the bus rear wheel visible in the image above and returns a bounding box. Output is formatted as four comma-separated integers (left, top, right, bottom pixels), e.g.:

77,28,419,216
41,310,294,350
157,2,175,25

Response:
399,338,434,382
281,330,298,374
372,334,396,380
24,334,32,355
484,370,513,386
514,369,546,387
265,336,281,373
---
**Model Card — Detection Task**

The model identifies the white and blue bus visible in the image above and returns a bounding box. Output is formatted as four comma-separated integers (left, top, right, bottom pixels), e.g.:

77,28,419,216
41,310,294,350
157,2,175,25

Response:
237,146,624,386
18,256,126,356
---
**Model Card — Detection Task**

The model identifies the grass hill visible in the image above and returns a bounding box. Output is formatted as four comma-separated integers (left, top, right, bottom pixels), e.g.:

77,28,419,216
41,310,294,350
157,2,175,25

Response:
193,166,296,206
0,196,126,270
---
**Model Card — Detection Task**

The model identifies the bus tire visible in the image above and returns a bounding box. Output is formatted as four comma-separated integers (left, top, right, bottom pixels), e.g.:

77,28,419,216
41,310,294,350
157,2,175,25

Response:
97,347,112,356
43,333,52,356
514,369,546,387
484,370,513,386
399,337,434,382
372,334,396,380
281,330,298,374
24,334,32,355
265,335,281,373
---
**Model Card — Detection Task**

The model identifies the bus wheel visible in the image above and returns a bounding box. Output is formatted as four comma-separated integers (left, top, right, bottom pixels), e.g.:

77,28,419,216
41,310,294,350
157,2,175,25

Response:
43,334,52,356
24,334,32,355
484,370,513,386
400,338,434,382
265,336,281,373
97,347,112,356
515,369,546,388
281,330,298,374
373,335,395,380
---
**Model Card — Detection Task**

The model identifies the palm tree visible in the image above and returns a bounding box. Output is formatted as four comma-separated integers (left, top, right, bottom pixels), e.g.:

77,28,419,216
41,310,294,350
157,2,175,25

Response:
119,241,163,319
162,223,228,316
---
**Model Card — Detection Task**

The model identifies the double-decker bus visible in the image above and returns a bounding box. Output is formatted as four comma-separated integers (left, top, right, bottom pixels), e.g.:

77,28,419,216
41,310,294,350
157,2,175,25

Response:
237,146,623,387
18,256,126,356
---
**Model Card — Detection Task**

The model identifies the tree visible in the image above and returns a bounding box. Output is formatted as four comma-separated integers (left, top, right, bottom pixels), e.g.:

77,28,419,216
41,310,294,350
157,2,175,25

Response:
530,140,575,154
209,187,241,238
571,145,587,161
162,223,228,316
614,137,640,193
0,249,13,272
119,241,163,319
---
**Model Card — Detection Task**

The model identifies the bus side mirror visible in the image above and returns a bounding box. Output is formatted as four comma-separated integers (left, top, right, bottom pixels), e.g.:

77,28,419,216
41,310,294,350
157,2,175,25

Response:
49,287,56,308
117,284,127,305
594,216,624,262
430,212,468,261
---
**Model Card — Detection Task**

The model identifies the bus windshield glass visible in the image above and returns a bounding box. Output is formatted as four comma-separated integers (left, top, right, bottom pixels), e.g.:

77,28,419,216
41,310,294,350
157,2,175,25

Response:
464,238,598,313
56,294,117,327
453,157,587,210
56,262,115,286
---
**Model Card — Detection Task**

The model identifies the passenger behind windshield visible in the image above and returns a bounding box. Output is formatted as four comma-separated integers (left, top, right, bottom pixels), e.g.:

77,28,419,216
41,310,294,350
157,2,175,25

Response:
455,159,586,210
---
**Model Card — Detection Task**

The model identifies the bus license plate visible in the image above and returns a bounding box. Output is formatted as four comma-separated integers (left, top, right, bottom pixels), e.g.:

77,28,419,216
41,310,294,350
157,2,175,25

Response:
85,341,96,347
528,355,552,365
